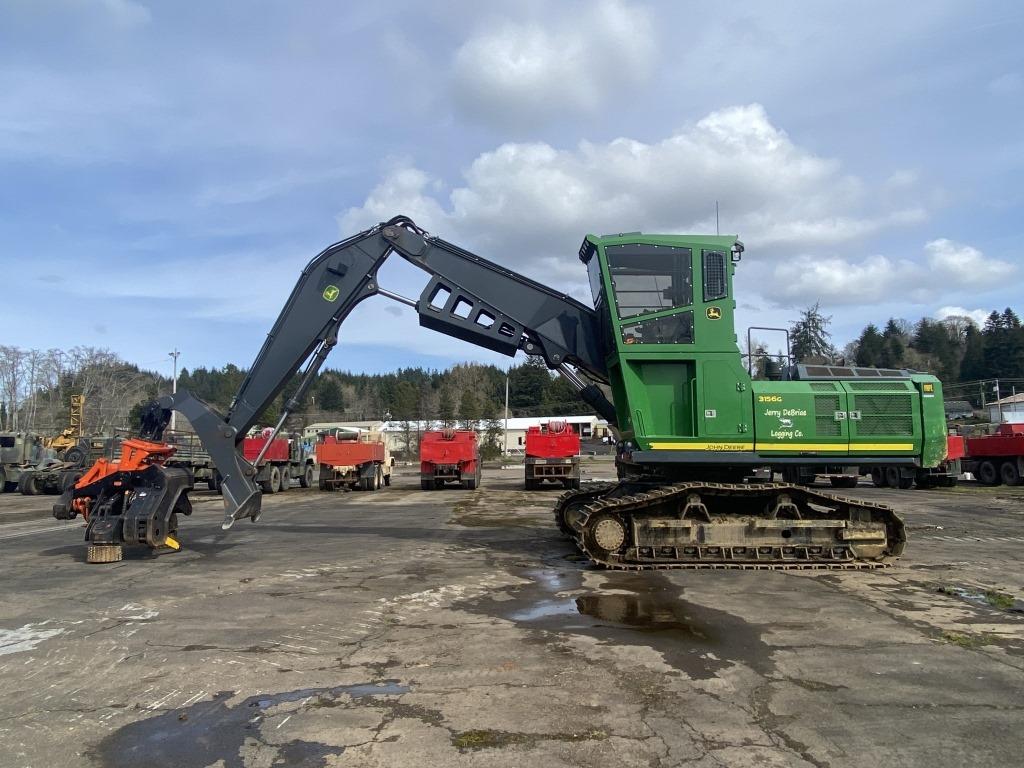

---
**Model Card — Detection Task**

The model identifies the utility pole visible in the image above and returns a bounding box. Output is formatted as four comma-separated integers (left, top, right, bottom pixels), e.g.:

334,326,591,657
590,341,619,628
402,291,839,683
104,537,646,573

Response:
504,371,510,457
168,349,180,433
994,378,1003,423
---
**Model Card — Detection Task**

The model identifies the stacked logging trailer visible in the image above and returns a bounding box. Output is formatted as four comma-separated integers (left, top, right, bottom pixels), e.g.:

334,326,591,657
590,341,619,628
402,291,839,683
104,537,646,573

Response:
524,420,581,490
316,429,391,491
420,429,480,490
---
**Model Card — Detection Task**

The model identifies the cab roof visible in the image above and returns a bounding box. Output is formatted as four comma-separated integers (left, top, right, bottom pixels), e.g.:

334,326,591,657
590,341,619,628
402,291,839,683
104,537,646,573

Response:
578,232,739,263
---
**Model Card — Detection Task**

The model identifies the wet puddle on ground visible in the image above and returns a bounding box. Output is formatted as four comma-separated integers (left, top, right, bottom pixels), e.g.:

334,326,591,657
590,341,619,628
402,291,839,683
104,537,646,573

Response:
489,569,773,679
90,681,409,768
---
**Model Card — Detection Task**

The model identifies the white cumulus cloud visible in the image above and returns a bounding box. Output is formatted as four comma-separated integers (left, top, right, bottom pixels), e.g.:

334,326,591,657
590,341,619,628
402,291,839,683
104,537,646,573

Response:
924,238,1015,287
341,103,927,291
763,239,1015,307
452,0,656,125
935,306,990,328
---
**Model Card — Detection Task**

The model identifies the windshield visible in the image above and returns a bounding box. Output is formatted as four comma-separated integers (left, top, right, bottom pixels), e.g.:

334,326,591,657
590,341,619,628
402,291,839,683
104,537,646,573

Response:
605,244,693,319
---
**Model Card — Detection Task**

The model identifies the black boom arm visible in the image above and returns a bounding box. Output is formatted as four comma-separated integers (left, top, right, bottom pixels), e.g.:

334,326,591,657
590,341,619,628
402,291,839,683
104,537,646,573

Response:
163,216,614,529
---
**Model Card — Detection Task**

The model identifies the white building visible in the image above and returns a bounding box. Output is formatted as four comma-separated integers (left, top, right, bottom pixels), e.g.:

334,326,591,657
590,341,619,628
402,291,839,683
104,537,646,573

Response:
303,415,612,455
987,393,1024,423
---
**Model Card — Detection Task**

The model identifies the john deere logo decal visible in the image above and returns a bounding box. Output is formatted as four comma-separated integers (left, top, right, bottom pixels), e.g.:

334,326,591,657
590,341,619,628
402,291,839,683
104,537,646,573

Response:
322,285,340,302
706,306,722,320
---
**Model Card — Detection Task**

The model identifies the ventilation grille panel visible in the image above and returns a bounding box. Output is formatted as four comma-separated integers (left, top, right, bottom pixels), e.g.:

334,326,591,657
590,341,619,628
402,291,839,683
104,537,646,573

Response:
814,394,842,437
855,394,914,436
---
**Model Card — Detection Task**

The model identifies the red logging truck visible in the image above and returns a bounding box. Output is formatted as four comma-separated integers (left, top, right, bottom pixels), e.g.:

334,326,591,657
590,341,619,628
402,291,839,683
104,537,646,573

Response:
524,420,581,490
316,429,392,491
420,429,480,490
241,430,315,494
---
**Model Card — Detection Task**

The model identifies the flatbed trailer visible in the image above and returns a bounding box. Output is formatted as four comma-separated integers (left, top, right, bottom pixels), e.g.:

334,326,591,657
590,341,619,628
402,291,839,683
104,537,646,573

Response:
163,431,217,490
963,423,1024,486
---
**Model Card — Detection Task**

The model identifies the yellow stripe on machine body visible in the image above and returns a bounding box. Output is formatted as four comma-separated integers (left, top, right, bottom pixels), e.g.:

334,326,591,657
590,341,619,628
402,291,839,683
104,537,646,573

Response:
756,443,914,452
649,442,754,451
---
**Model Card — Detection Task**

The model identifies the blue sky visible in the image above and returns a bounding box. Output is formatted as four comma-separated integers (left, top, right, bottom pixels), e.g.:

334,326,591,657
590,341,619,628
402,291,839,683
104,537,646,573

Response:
1,0,1022,378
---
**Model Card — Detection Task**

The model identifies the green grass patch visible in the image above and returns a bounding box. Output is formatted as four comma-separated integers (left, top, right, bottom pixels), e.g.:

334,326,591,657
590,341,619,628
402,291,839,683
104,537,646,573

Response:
984,590,1015,610
941,631,997,649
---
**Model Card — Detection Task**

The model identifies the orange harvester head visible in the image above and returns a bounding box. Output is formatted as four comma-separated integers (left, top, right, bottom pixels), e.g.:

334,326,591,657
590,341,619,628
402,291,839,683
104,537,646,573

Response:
71,438,176,520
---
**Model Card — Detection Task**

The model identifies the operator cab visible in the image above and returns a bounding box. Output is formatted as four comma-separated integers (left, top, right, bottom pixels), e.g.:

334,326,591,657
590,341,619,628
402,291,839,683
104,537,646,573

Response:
579,233,742,352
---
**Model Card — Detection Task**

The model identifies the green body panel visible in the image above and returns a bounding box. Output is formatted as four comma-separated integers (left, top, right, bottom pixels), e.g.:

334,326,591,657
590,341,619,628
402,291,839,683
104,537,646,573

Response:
750,381,849,454
913,375,949,466
582,233,947,468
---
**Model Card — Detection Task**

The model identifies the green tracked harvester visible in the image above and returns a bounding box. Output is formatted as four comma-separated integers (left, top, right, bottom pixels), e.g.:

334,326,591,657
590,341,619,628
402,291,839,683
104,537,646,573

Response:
61,216,946,568
550,231,945,569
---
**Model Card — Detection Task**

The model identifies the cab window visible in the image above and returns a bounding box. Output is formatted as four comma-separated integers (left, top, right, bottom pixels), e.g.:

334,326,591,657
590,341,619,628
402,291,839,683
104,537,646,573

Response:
586,249,605,307
702,250,728,301
606,244,692,319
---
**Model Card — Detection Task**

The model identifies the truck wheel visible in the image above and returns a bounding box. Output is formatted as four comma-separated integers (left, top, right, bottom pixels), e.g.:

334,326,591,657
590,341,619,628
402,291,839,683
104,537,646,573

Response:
279,466,290,492
0,467,7,493
420,477,432,491
261,466,281,494
319,476,329,491
1000,461,1022,486
19,473,38,496
466,475,477,490
435,479,444,490
301,466,314,488
207,472,218,491
63,447,86,467
977,460,1001,486
383,471,391,487
375,466,383,490
571,478,581,490
870,468,885,488
884,466,902,489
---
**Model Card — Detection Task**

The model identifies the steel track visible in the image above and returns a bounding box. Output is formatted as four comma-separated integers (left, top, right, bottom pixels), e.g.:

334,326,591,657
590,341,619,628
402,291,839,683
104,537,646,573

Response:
553,481,906,571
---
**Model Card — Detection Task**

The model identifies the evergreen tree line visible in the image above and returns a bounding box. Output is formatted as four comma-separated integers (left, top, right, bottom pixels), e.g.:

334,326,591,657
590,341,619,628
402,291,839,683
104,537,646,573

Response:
851,308,1024,385
177,355,591,428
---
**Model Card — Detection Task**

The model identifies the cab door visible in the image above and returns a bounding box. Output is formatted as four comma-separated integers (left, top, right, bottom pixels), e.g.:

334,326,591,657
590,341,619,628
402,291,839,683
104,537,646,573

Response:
700,359,753,439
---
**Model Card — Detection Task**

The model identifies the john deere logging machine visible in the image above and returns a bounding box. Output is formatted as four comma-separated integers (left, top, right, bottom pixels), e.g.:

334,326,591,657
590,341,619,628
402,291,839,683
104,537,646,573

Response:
55,216,947,567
